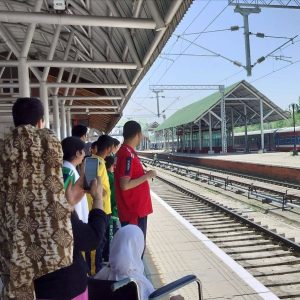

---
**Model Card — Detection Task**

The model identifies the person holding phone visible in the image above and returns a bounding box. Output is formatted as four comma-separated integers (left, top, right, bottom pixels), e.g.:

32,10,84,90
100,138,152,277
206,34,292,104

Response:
35,176,107,300
61,137,89,223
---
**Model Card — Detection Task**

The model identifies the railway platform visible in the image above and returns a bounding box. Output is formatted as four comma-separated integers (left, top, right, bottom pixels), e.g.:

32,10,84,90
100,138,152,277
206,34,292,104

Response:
144,190,279,300
139,151,300,184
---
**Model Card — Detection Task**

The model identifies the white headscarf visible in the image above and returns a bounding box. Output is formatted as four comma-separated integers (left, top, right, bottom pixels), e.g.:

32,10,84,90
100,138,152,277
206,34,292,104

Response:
95,225,154,299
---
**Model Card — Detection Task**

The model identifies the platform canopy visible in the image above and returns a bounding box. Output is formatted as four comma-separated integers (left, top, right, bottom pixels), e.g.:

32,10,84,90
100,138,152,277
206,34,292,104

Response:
0,0,192,139
156,80,288,131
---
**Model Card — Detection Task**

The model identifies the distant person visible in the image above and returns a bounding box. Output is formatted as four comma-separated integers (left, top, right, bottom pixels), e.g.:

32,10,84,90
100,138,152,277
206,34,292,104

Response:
91,141,98,156
95,225,184,300
72,124,90,155
61,136,89,223
72,124,88,142
111,138,121,156
0,98,74,299
115,121,157,242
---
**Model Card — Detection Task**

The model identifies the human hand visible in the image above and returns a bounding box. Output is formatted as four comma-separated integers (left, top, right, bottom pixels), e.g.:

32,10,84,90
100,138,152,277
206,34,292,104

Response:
146,170,157,179
90,176,103,210
65,177,85,207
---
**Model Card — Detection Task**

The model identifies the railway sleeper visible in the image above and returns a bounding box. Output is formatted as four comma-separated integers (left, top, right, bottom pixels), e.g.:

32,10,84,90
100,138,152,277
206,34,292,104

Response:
253,268,300,277
232,251,292,261
216,239,272,246
243,259,300,269
225,245,283,254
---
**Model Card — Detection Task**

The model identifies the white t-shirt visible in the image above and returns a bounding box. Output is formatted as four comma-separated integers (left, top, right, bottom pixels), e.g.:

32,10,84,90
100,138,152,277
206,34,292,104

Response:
63,160,89,223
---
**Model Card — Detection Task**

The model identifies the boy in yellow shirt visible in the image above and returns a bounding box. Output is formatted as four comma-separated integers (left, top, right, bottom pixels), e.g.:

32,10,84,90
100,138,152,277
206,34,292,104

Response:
90,135,114,273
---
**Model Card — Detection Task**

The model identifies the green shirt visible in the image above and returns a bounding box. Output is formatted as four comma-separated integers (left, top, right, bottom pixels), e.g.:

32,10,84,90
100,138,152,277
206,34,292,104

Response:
62,166,75,190
107,171,118,218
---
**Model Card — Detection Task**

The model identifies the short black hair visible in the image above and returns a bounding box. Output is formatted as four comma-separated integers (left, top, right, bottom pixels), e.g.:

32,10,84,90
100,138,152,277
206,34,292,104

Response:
72,124,88,138
12,97,44,127
105,155,115,169
91,141,97,149
123,121,141,140
96,135,114,153
113,138,120,147
61,136,85,162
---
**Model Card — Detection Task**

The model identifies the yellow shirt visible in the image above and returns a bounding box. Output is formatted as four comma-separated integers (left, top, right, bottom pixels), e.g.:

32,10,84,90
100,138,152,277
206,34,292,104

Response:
95,155,111,214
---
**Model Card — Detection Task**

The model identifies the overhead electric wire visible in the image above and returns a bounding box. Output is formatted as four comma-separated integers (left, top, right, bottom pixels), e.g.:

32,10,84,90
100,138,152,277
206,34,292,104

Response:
153,2,231,86
137,0,213,106
251,58,300,83
176,34,242,66
253,35,298,67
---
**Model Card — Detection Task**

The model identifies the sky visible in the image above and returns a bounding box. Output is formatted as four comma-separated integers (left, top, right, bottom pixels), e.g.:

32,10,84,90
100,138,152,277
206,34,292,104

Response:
122,0,300,124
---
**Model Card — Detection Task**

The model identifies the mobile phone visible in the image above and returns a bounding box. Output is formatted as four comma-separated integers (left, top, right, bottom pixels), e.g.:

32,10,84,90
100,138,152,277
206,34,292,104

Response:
84,157,99,190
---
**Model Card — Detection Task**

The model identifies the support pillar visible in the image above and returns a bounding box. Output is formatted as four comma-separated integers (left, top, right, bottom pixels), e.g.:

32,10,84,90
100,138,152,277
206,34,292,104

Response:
60,101,67,139
66,108,71,136
244,104,248,153
220,91,227,153
182,127,185,152
190,124,193,152
231,109,235,150
198,120,202,152
208,112,214,154
18,57,30,97
53,95,61,140
40,81,49,128
260,99,265,152
172,127,175,153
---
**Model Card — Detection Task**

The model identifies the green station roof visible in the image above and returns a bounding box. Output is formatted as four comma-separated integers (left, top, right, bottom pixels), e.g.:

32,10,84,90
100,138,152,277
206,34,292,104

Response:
156,80,288,131
156,82,240,131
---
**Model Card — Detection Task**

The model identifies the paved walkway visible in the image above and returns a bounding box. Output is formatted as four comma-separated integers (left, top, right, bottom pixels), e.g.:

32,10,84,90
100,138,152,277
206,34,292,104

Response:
145,191,279,300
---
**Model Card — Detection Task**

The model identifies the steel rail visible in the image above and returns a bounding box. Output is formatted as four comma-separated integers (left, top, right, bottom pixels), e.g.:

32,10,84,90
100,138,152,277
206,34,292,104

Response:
155,174,300,252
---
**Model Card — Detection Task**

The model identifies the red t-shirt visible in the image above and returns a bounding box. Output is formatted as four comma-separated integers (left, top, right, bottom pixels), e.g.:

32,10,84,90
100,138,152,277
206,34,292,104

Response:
115,144,153,224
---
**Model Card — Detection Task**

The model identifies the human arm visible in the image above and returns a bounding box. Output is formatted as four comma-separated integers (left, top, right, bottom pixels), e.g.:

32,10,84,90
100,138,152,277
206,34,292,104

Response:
120,170,156,191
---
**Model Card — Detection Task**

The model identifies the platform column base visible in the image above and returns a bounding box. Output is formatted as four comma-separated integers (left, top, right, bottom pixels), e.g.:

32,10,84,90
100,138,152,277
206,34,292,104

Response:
208,150,215,155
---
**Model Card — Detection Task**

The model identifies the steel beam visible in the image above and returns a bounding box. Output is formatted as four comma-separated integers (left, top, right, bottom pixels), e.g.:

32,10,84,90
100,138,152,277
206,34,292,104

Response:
105,0,142,68
0,83,128,89
42,24,62,82
54,96,122,101
20,0,43,58
0,22,21,57
28,60,137,69
70,111,119,115
40,81,50,128
18,57,30,97
66,105,118,109
53,95,61,140
0,11,156,29
228,0,300,9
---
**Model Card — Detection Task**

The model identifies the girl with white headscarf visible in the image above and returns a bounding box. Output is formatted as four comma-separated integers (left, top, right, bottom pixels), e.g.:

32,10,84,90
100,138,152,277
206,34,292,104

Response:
95,225,184,300
95,225,154,299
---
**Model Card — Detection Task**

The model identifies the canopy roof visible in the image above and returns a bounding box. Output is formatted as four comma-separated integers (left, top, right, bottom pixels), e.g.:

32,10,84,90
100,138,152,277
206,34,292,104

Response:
156,80,289,131
0,0,193,133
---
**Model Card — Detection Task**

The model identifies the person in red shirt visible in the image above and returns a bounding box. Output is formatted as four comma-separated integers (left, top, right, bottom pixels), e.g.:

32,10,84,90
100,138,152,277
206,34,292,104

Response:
115,121,157,241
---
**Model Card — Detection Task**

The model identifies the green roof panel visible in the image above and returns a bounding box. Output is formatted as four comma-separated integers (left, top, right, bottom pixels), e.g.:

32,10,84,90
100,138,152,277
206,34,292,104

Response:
156,81,241,131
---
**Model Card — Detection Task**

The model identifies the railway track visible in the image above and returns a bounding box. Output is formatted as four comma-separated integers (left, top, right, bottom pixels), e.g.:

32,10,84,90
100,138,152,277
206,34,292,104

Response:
150,174,300,299
142,157,300,210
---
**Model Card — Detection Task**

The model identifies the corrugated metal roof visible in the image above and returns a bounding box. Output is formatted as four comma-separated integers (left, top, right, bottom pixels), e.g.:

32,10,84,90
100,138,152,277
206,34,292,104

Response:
156,80,288,131
156,81,241,131
0,0,193,133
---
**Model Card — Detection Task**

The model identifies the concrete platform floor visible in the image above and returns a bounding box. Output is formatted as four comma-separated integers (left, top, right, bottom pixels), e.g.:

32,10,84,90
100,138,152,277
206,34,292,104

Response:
145,191,280,300
141,151,300,170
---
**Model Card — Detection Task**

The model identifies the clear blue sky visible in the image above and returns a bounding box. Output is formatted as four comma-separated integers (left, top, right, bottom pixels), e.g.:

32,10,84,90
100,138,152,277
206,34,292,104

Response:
122,0,300,123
